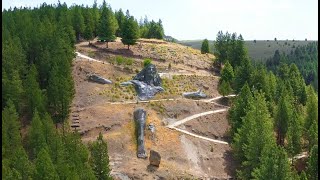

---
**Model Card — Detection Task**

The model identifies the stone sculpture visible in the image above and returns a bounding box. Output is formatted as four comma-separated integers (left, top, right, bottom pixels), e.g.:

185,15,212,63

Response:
133,64,162,86
121,64,164,100
88,74,112,84
134,108,147,159
182,89,207,99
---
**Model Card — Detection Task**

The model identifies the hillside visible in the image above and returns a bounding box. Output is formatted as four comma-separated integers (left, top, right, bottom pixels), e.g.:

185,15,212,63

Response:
71,38,237,179
179,39,316,61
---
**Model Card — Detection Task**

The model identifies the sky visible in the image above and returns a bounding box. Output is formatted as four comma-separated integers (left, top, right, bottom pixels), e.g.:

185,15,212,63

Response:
2,0,318,40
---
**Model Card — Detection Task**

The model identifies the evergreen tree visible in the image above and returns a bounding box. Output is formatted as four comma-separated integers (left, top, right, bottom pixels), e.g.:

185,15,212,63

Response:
218,61,234,96
72,5,85,41
201,39,209,54
228,82,253,137
25,64,45,116
121,10,139,50
252,145,292,180
89,132,112,180
115,8,126,37
98,0,118,48
307,145,318,180
29,109,47,158
300,171,308,180
305,86,318,131
34,148,59,180
275,88,293,146
233,91,276,179
2,100,22,158
83,7,95,44
287,110,302,157
233,57,254,93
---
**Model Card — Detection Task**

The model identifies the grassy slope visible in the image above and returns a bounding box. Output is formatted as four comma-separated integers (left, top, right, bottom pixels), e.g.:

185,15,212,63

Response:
178,40,316,61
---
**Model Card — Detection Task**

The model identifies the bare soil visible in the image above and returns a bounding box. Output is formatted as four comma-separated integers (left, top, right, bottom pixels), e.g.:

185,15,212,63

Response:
70,39,236,179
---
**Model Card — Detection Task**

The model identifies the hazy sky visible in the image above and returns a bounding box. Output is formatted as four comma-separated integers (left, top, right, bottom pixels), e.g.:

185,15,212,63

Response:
3,0,318,40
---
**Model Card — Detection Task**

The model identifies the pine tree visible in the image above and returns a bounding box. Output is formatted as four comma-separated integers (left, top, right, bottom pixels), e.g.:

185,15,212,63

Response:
228,82,253,137
218,61,234,96
287,110,302,157
34,148,59,180
29,109,47,158
252,145,292,180
89,132,112,180
307,145,318,180
201,39,209,54
72,5,85,41
25,64,45,116
83,7,95,44
121,10,139,50
11,147,34,180
233,57,254,93
2,100,22,158
98,0,118,48
115,8,126,37
275,87,293,146
233,91,276,179
305,86,318,131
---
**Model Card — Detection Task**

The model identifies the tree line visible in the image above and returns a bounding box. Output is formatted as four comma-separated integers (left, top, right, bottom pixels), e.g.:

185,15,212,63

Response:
2,0,160,179
215,31,318,180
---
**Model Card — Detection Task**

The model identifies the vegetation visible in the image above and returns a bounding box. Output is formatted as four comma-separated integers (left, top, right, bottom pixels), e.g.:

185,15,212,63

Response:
1,1,136,179
139,16,165,39
213,31,319,179
201,39,209,54
121,10,139,49
143,58,152,67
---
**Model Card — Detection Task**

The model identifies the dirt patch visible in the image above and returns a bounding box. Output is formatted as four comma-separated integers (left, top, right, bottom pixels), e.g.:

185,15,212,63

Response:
177,111,231,141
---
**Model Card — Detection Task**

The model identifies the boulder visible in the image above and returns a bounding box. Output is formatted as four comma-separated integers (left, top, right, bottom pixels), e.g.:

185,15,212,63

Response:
149,150,161,167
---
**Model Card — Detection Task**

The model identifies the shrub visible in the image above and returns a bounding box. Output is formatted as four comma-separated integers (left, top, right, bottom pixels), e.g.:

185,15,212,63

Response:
115,56,125,65
143,58,152,67
125,58,133,66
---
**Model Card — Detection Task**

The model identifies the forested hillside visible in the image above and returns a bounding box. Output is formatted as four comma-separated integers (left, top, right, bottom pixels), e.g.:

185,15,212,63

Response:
2,1,165,179
215,31,318,180
265,42,318,91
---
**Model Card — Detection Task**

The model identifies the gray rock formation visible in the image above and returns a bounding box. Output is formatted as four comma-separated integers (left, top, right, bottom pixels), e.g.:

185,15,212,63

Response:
134,108,147,159
149,150,161,167
88,74,112,84
182,89,207,99
121,64,164,100
131,80,164,101
133,64,162,86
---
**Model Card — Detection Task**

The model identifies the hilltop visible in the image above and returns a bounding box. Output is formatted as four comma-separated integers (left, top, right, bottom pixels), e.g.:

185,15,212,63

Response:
71,38,237,179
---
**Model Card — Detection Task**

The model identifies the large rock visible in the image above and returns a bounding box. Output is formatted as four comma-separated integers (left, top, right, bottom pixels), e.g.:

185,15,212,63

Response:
133,64,162,86
149,150,161,167
182,89,207,99
134,108,147,159
88,74,112,84
121,64,164,100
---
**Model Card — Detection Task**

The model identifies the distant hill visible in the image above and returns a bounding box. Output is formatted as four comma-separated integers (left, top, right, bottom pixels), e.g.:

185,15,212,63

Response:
178,40,317,61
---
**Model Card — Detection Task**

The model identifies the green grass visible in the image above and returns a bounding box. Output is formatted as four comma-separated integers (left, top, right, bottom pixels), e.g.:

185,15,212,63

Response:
178,40,316,62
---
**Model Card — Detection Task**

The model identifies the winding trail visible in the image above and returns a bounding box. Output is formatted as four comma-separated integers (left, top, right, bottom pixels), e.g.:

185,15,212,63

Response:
167,109,228,128
74,51,234,145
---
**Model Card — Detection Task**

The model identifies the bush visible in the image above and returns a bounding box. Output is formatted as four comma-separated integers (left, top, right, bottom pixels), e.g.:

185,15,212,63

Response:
143,58,152,67
125,58,133,66
115,56,125,65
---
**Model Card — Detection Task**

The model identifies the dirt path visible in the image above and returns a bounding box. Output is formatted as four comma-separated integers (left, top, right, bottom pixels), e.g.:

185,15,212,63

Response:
171,127,229,145
167,109,229,128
